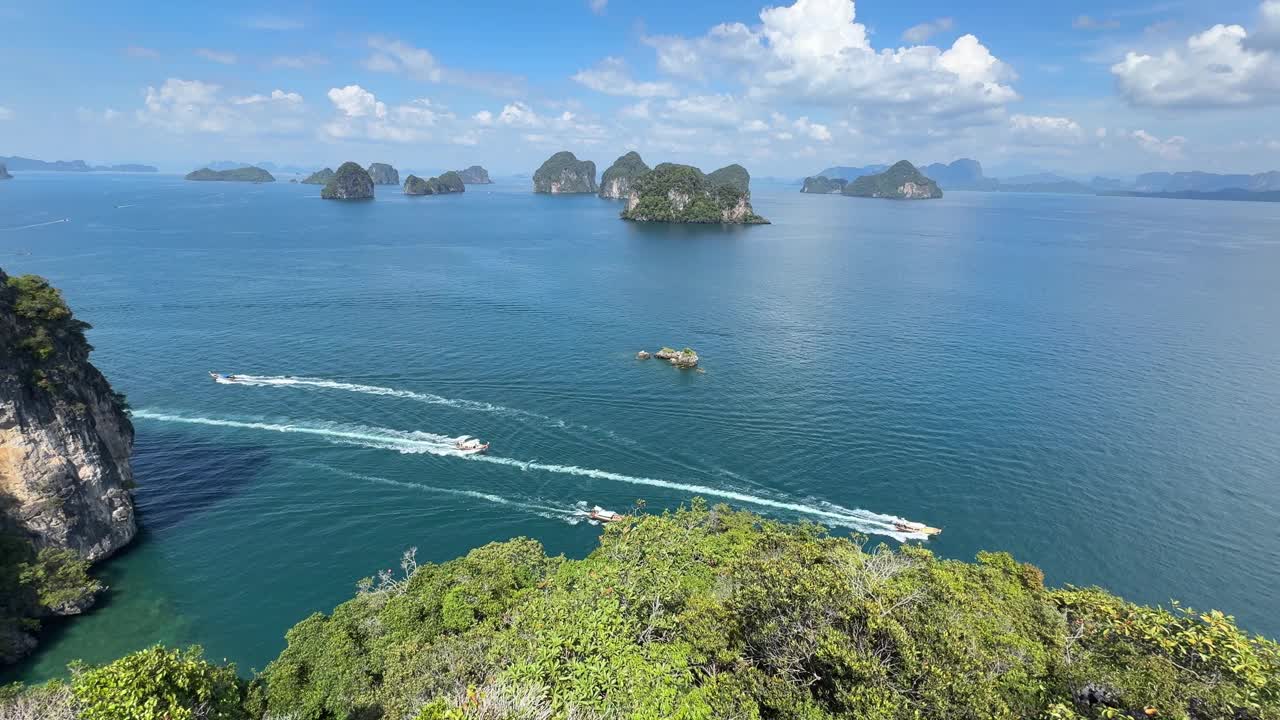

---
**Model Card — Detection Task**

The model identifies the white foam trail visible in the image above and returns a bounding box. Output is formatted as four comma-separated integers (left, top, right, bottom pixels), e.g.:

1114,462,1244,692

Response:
1,218,70,231
296,461,579,523
132,410,921,540
216,375,559,424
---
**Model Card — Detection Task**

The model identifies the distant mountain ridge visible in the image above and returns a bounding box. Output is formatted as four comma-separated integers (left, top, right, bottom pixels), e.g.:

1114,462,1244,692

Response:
207,160,313,176
1135,171,1280,193
0,155,156,173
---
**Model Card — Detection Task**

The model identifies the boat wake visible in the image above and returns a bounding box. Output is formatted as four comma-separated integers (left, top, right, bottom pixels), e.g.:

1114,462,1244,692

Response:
1,218,70,231
213,374,569,427
295,461,584,525
132,409,923,540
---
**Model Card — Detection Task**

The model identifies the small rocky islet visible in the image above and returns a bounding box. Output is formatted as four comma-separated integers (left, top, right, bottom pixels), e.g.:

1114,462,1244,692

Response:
804,160,942,200
533,151,598,194
320,162,375,200
184,166,275,182
0,163,11,180
367,163,400,186
301,168,335,185
599,151,650,199
637,346,700,368
621,161,768,224
404,171,465,196
455,165,492,184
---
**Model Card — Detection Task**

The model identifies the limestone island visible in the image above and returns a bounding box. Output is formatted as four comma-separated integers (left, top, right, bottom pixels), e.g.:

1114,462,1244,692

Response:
367,163,400,186
801,175,847,194
638,346,700,368
320,162,374,200
404,171,465,196
455,165,492,184
843,161,942,199
533,151,597,194
184,166,275,182
0,269,137,663
600,151,651,199
0,163,11,180
301,168,335,185
621,163,768,224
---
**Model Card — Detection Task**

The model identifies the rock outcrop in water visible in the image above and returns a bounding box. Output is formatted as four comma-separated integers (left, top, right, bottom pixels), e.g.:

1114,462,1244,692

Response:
0,269,135,662
0,164,11,180
801,176,847,194
652,346,700,368
533,151,597,194
600,151,650,199
321,162,375,200
621,163,768,224
455,165,492,184
367,163,400,186
185,166,276,182
842,161,942,199
404,171,465,196
301,168,335,185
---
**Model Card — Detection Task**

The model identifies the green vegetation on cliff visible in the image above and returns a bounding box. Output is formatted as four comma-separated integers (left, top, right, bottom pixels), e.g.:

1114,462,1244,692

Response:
621,163,768,224
301,168,335,185
184,166,275,183
533,151,597,194
2,272,94,391
321,163,375,200
843,161,942,199
9,504,1276,719
404,171,465,196
801,176,848,194
599,151,650,199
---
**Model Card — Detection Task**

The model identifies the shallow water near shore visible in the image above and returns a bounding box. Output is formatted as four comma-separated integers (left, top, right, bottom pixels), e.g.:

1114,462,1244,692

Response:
2,173,1278,681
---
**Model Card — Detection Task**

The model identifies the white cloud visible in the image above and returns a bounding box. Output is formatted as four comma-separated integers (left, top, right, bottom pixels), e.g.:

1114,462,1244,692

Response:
1130,129,1187,159
571,57,678,97
740,118,769,132
453,131,480,146
588,0,607,14
195,48,237,65
323,85,454,143
902,17,954,44
125,45,159,59
365,36,442,81
793,115,831,141
231,89,304,106
498,101,542,127
0,106,13,120
136,78,304,135
619,101,651,120
644,0,1016,118
1112,2,1280,107
270,54,327,69
473,110,494,125
1007,114,1085,145
663,94,742,125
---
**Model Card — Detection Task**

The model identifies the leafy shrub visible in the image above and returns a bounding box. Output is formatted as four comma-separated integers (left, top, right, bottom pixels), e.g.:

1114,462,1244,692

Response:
70,645,250,720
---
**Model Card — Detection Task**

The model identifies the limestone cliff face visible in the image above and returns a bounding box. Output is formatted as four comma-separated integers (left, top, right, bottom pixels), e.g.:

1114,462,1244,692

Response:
455,165,492,184
533,151,597,194
0,270,136,562
367,163,400,186
599,151,650,200
620,163,769,224
841,161,942,200
321,162,375,200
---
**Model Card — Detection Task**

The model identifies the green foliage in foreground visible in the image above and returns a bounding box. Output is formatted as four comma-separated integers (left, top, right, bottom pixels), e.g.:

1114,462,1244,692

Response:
0,534,102,663
6,505,1278,719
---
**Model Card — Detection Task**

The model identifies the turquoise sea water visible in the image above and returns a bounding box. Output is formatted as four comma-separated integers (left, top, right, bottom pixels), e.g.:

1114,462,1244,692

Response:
2,173,1278,681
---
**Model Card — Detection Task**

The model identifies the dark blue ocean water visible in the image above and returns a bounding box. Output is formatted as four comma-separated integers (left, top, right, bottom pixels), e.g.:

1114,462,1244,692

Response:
2,173,1278,681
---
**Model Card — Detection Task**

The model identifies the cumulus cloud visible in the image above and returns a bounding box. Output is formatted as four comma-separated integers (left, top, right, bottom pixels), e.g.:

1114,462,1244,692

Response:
1112,2,1280,107
323,85,454,143
1007,114,1085,145
470,100,608,144
902,17,954,44
663,94,743,126
792,116,832,141
195,48,237,65
1130,129,1187,159
571,57,678,97
644,0,1016,118
136,78,304,134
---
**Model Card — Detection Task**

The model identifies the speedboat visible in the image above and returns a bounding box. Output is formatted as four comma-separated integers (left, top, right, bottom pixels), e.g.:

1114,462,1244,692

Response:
454,436,490,454
894,520,942,536
209,371,236,383
587,506,624,523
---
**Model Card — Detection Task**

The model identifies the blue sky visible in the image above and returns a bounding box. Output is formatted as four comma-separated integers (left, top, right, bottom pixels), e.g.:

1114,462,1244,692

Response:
2,0,1278,177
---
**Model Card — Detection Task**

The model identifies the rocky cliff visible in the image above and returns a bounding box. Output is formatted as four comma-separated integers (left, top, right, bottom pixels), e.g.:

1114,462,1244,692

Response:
0,164,11,180
533,151,597,194
599,151,650,199
367,163,400,186
0,270,135,662
301,168,335,185
321,162,375,200
404,171,465,196
621,163,768,224
455,165,492,184
842,161,942,199
801,176,847,193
